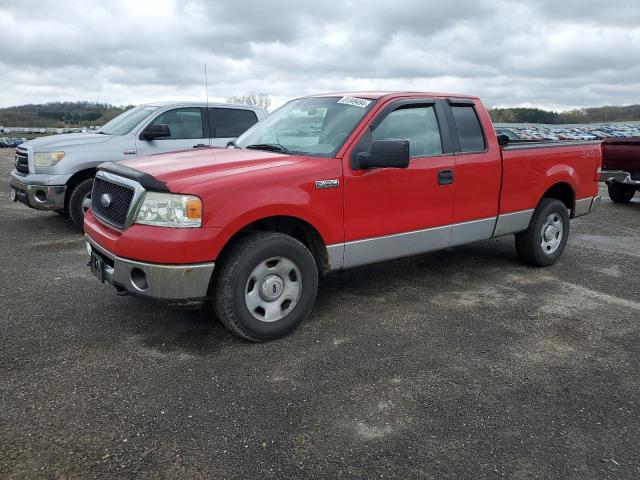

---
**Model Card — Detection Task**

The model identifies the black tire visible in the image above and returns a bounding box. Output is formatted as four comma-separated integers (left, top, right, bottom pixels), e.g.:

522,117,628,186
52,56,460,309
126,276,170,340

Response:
607,182,636,203
212,232,318,342
67,178,93,230
515,198,570,267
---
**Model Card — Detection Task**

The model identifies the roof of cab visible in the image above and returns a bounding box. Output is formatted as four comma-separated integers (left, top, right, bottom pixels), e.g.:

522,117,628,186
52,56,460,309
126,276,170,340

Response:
143,101,266,111
307,91,480,100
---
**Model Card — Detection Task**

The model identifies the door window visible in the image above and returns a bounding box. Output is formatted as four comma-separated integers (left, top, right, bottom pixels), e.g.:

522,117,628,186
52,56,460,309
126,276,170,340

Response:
210,108,259,138
372,106,443,157
450,106,485,152
148,108,204,139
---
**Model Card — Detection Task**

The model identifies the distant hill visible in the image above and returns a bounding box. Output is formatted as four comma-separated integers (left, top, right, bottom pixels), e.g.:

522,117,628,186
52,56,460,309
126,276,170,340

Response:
0,102,131,128
489,104,640,124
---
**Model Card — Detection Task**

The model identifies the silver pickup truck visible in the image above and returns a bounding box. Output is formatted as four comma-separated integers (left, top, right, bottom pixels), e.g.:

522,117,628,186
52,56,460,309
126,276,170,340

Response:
9,101,267,228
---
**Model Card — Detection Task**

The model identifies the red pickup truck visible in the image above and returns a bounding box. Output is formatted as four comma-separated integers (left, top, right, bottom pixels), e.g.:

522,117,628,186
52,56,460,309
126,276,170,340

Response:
84,92,602,341
600,137,640,203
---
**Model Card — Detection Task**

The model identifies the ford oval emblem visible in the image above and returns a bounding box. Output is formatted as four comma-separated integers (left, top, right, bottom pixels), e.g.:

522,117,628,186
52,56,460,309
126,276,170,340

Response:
100,193,112,208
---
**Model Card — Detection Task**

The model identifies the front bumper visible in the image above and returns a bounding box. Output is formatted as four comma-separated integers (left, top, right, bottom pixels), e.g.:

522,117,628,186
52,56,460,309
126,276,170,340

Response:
9,170,67,211
85,235,215,301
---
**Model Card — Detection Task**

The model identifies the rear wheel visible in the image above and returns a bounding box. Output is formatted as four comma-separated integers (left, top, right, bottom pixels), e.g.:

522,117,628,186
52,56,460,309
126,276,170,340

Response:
607,182,636,203
515,198,570,267
212,232,318,341
67,178,93,230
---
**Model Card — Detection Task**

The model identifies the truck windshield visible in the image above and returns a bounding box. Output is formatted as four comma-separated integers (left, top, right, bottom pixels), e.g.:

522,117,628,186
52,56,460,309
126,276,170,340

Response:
98,106,159,135
235,96,376,157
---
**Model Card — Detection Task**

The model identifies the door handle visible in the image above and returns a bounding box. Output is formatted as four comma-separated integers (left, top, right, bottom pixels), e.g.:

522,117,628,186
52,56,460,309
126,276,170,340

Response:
438,169,454,185
193,143,207,148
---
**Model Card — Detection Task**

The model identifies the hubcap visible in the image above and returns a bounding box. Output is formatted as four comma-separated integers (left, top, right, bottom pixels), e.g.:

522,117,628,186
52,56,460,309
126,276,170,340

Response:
245,256,302,322
540,213,563,255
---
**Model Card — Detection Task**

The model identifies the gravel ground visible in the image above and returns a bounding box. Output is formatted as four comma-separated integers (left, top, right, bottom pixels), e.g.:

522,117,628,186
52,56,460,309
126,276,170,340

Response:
1,150,639,479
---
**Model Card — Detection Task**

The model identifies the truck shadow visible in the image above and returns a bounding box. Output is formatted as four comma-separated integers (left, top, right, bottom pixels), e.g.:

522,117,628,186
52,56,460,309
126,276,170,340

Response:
130,237,520,354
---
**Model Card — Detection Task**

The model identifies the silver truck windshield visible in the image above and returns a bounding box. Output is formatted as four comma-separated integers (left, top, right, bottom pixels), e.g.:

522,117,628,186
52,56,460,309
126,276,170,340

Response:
234,96,376,157
99,106,159,135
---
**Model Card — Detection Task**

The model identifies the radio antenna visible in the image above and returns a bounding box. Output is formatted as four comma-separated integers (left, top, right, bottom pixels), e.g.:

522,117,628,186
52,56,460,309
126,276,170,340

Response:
204,64,209,108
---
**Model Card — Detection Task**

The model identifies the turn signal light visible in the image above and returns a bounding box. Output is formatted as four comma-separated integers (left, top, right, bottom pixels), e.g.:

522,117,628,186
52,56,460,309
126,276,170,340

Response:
186,198,202,219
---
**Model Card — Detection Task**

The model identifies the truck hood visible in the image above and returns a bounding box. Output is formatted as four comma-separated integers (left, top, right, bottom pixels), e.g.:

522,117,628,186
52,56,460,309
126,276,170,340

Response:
24,132,113,150
119,147,306,191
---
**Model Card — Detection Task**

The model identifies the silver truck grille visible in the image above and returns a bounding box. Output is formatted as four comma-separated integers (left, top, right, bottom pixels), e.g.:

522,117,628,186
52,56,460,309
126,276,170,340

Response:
15,148,29,174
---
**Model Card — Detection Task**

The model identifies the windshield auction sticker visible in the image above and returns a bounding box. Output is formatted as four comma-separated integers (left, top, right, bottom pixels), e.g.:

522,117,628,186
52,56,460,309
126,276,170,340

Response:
337,96,372,108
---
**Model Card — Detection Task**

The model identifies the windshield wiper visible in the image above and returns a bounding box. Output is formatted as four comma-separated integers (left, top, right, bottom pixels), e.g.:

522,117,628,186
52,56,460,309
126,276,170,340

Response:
244,143,291,155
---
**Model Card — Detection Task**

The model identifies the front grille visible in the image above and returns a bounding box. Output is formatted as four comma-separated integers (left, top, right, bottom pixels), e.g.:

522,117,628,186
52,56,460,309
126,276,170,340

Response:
91,177,135,230
15,149,29,174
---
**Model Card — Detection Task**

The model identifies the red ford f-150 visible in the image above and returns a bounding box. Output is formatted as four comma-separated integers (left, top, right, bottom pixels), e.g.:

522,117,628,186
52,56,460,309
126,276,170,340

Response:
600,137,640,203
84,92,602,341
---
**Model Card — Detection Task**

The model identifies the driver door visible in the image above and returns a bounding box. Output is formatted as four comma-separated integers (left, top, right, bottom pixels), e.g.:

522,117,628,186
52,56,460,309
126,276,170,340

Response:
136,107,208,156
342,100,456,268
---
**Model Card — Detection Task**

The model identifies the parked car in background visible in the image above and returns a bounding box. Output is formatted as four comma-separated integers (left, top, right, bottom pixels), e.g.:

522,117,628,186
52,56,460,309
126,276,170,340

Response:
11,138,24,146
0,138,9,148
600,137,640,203
9,102,267,229
84,91,602,341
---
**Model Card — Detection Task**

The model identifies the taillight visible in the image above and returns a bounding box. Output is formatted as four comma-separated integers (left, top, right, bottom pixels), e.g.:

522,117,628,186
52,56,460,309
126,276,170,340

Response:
595,151,602,182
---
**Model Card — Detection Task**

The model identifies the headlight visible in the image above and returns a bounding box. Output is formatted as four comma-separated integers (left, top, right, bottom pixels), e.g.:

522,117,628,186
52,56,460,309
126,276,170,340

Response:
34,151,65,167
135,192,202,228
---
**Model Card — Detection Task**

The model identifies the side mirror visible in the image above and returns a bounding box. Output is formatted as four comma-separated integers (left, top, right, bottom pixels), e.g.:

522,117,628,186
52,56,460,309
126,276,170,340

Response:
356,139,410,170
141,124,171,140
497,134,510,147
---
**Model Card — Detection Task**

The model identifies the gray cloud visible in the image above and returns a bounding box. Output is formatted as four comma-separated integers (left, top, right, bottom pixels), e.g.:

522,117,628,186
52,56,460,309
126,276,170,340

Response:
0,0,639,110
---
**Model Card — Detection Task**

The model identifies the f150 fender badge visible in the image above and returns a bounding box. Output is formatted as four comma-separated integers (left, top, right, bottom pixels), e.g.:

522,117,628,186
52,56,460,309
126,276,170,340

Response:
315,179,340,189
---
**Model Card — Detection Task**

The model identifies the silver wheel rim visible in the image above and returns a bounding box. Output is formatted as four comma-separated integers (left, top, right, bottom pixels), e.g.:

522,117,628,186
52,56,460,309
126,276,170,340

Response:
541,212,563,255
81,192,92,213
245,256,302,322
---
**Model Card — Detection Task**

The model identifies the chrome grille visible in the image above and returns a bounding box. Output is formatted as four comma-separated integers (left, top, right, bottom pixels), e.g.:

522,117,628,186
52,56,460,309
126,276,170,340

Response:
15,149,29,174
91,177,135,230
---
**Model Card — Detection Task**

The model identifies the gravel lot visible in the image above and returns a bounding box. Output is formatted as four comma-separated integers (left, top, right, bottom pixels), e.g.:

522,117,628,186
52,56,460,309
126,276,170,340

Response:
1,149,639,479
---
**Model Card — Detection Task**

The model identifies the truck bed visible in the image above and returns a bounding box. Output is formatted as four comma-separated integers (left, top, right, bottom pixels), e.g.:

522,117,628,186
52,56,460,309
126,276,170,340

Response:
499,140,602,215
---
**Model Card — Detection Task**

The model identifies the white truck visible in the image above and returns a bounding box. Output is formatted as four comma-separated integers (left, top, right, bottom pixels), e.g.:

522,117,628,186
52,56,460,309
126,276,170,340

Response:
9,102,267,228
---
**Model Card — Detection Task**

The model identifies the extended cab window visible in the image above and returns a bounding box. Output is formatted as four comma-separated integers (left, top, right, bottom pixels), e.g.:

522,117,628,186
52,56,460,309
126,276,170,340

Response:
148,108,204,140
210,108,258,138
451,105,485,152
373,106,442,157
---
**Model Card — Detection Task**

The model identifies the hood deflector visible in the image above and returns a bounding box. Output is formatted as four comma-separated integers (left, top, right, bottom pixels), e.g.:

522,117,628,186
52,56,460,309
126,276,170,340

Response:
97,162,170,192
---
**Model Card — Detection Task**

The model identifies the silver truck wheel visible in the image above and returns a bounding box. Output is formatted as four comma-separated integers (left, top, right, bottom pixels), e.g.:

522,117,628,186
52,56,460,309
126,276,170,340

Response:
68,178,94,231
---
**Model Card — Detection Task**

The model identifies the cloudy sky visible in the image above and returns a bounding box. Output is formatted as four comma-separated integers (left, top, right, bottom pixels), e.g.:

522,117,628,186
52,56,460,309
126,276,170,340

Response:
1,0,639,110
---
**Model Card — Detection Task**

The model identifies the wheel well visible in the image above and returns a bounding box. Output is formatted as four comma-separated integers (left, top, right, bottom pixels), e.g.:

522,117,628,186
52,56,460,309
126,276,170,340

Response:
64,169,96,210
541,183,575,216
222,216,330,274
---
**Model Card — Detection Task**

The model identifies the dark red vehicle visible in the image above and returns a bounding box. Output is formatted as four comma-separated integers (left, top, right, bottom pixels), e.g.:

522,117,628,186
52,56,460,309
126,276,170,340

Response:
84,92,602,341
600,137,640,203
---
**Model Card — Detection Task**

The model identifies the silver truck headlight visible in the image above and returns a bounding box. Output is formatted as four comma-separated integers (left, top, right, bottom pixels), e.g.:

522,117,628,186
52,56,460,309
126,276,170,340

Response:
135,192,202,228
34,151,65,167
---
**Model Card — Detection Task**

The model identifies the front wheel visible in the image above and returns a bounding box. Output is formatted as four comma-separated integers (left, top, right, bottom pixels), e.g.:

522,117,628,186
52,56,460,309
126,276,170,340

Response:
67,179,93,230
212,232,318,341
607,182,636,203
515,198,570,267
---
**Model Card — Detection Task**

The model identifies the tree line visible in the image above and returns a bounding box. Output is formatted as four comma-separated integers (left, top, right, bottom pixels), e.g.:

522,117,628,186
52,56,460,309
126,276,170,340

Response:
489,104,640,124
0,102,128,127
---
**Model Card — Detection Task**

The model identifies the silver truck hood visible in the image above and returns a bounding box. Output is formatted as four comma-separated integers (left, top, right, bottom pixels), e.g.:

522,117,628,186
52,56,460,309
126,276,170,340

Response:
24,133,113,151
